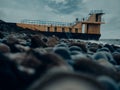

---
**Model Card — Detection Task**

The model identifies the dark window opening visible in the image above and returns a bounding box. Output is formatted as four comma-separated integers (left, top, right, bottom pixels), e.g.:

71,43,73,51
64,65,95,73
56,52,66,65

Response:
62,28,65,32
54,27,57,32
75,28,78,33
86,25,89,33
69,28,72,32
47,27,50,32
96,14,99,22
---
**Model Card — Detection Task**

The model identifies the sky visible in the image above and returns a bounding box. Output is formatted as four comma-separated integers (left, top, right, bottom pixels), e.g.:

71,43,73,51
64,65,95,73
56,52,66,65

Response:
0,0,120,39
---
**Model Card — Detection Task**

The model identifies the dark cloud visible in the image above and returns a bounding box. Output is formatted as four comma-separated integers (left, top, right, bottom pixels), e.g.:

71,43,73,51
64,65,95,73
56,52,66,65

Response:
44,0,84,14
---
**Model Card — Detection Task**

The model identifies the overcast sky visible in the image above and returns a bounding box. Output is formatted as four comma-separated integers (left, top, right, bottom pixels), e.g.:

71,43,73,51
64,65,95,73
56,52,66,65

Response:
0,0,120,39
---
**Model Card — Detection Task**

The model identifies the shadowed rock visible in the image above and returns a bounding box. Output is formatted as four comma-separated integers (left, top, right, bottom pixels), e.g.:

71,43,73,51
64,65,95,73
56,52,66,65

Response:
104,44,115,53
0,43,10,53
97,59,116,71
112,52,120,65
0,52,31,90
5,35,19,45
46,36,59,47
70,42,87,53
30,35,47,48
0,31,4,39
69,46,82,52
97,76,119,90
73,58,120,81
88,43,102,53
27,71,106,90
97,47,110,53
55,43,68,48
93,52,108,61
53,47,71,60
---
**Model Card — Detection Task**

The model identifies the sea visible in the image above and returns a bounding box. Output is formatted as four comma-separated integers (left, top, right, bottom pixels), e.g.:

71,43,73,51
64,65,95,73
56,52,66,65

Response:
78,39,120,46
100,39,120,45
73,39,120,46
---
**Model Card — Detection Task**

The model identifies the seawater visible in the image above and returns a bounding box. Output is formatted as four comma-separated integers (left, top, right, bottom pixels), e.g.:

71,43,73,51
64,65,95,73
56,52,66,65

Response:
100,39,120,45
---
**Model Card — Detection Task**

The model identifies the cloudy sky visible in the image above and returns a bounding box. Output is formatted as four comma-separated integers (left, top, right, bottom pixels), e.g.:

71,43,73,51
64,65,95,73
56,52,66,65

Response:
0,0,120,39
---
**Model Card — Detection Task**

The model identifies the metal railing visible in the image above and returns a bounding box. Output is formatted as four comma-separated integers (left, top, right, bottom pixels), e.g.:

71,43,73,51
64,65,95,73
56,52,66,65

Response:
89,10,105,15
21,19,75,26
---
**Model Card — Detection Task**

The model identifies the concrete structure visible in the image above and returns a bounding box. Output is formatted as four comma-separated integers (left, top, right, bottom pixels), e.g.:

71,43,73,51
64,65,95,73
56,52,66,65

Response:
16,10,105,40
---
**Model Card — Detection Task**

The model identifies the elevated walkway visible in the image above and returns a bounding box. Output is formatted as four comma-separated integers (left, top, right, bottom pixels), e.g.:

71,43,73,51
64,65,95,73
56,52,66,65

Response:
21,19,75,27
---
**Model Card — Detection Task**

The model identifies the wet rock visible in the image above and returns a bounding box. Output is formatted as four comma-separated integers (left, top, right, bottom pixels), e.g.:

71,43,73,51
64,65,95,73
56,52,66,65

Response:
97,59,116,71
73,58,119,81
103,51,117,65
5,35,19,45
55,43,68,48
112,52,120,65
0,43,10,53
104,44,115,53
97,47,110,53
42,37,48,43
53,47,71,60
88,43,100,53
70,42,87,53
0,52,29,90
15,44,30,52
34,48,47,54
44,47,53,53
27,71,106,90
97,76,119,90
93,52,108,61
30,35,47,48
0,31,4,39
69,46,82,52
46,36,59,47
71,52,87,60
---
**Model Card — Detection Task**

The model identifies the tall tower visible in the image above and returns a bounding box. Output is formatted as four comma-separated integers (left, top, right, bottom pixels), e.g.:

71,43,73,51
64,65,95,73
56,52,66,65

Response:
82,10,105,36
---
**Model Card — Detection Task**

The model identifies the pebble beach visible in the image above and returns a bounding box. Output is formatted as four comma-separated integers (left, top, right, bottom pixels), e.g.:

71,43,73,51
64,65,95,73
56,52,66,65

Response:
0,20,120,90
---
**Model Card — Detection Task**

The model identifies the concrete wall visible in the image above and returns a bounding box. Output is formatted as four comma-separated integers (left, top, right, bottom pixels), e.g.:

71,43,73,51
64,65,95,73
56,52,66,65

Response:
17,13,103,35
17,23,82,33
84,24,100,34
